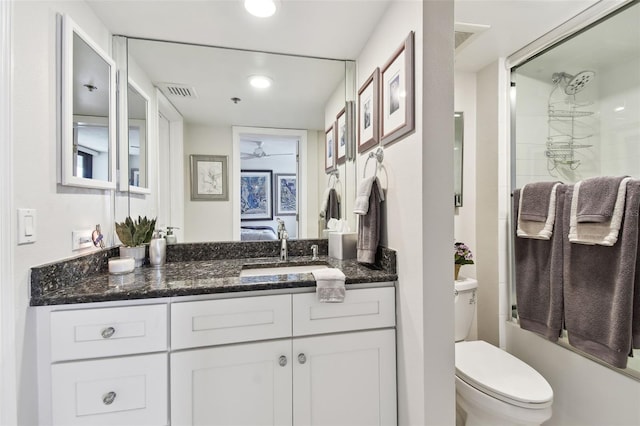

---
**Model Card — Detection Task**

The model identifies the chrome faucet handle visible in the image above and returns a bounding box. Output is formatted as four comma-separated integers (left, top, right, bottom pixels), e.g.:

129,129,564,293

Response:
311,244,319,260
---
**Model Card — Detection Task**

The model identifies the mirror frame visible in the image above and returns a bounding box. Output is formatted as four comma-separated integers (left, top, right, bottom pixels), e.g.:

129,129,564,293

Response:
59,14,116,190
454,112,464,207
122,78,151,194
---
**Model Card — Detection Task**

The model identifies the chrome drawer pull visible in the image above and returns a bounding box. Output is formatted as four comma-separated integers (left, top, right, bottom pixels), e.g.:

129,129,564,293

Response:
101,326,116,339
298,353,307,364
278,355,287,367
102,391,116,405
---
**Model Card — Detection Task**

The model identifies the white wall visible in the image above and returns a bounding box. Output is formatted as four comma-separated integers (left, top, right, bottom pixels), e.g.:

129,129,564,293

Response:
356,0,455,423
454,71,477,340
183,123,234,242
12,1,115,423
454,71,477,281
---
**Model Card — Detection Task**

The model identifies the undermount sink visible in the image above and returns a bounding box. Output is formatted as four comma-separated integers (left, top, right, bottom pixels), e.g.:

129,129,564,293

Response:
239,263,330,278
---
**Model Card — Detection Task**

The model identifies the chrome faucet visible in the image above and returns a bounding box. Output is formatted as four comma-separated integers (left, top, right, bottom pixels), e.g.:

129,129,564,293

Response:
277,218,288,261
311,244,319,261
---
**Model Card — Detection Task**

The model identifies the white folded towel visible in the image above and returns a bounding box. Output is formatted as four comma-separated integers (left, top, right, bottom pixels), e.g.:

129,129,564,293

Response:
354,176,385,215
311,268,346,303
569,177,630,246
517,183,560,240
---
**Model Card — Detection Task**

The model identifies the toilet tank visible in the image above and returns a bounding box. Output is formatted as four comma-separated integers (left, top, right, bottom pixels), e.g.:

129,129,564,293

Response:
455,278,478,342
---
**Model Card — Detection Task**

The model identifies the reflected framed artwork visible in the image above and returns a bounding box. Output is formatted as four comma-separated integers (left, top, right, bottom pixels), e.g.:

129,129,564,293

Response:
336,108,347,164
240,170,273,220
190,155,228,201
274,174,297,216
325,125,336,172
358,68,380,153
380,31,415,146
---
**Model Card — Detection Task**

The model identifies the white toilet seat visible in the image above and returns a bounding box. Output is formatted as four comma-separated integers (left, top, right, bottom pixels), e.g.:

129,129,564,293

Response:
455,340,553,409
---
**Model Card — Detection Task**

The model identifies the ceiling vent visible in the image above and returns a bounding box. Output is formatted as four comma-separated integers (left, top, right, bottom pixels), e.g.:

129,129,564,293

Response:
157,83,198,99
455,22,490,52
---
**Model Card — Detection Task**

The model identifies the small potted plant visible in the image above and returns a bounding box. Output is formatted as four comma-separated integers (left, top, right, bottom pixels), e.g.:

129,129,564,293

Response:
454,241,474,280
115,216,156,267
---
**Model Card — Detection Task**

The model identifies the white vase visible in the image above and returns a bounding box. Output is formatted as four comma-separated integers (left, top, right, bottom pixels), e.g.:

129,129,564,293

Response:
119,245,146,268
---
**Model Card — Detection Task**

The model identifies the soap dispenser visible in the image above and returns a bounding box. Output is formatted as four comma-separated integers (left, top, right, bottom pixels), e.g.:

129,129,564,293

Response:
149,230,166,267
165,226,178,244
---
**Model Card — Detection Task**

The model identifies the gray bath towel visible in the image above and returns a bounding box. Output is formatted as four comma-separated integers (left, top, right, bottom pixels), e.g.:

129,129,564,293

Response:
324,188,341,228
564,181,640,368
357,179,382,265
576,176,627,223
520,181,562,222
513,187,566,342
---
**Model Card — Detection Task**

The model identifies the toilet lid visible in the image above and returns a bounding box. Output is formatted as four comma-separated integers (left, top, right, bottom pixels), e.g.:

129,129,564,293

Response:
455,341,553,408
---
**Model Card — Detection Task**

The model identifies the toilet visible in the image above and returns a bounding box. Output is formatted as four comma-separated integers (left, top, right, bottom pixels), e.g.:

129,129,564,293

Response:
454,277,553,426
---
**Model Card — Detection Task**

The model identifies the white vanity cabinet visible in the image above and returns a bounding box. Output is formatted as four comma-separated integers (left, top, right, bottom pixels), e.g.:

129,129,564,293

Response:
38,285,397,426
169,287,397,426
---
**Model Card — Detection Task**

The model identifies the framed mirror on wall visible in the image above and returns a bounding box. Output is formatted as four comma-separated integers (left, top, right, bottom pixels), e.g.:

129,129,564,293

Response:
126,79,150,194
454,112,464,207
58,14,116,190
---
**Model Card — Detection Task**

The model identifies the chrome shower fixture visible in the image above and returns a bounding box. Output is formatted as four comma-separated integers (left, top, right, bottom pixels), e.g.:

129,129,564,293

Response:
551,70,596,95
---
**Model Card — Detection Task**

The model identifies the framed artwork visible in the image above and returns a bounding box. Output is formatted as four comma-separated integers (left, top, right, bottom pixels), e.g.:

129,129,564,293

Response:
190,155,228,201
380,31,415,146
336,108,347,164
274,173,297,216
130,168,140,186
240,170,273,220
358,68,380,153
325,125,336,172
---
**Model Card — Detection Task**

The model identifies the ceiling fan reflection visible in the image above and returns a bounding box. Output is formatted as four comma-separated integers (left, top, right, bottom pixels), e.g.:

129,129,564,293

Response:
240,140,295,160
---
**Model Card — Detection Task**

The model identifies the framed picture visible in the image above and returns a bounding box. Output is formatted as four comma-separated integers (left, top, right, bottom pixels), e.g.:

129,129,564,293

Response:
336,108,347,164
240,170,273,220
190,155,228,201
358,68,380,153
274,173,297,216
325,125,336,172
380,31,415,146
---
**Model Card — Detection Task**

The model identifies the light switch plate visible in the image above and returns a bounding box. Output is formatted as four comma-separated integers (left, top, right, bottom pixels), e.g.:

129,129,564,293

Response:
17,208,37,244
72,229,94,251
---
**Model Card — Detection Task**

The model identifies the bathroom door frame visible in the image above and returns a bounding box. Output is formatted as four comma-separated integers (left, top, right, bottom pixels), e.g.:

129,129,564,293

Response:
232,126,309,241
0,0,18,424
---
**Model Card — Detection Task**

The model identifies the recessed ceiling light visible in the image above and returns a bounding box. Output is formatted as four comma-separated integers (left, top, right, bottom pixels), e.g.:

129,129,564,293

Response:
249,75,273,89
244,0,277,18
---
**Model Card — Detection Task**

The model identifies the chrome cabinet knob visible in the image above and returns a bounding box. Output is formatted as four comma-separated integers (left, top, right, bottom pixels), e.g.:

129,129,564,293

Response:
102,391,116,405
279,355,287,367
101,326,116,339
298,353,307,364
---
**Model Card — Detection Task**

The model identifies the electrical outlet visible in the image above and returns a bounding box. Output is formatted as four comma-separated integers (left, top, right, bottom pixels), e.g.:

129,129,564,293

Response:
72,229,93,251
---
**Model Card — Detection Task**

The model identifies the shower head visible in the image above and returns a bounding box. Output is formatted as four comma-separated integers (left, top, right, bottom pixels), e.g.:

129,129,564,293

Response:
551,71,596,95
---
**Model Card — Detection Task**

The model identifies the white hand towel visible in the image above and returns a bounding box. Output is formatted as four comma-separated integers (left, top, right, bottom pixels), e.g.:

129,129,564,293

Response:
569,177,630,246
312,268,346,303
517,183,560,240
354,176,385,215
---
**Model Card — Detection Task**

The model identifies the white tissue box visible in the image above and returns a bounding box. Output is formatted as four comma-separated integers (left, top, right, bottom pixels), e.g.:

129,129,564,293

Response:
328,232,357,260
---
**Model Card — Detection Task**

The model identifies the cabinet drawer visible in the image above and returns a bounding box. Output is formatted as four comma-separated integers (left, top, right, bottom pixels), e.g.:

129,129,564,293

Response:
293,287,395,336
171,294,292,349
51,353,167,426
50,304,167,362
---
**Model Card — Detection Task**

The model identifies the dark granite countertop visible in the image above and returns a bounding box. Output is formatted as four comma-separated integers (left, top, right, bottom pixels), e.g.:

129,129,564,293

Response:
30,240,397,306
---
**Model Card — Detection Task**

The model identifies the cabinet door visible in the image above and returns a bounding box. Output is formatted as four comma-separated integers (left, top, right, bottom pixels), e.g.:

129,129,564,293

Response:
293,329,397,426
171,340,292,426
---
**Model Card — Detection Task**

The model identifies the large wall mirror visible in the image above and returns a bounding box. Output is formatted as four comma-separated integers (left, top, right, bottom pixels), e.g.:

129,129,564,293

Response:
59,14,116,190
124,37,356,243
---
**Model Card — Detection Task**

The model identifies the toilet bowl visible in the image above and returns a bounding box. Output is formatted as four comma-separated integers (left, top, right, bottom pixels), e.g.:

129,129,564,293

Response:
454,278,553,426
